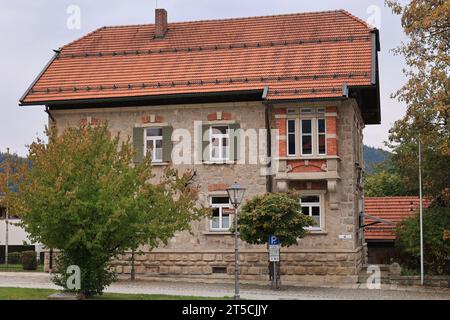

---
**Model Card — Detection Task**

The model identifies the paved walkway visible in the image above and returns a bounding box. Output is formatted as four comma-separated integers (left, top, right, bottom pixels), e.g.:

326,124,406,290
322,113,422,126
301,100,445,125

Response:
0,272,449,300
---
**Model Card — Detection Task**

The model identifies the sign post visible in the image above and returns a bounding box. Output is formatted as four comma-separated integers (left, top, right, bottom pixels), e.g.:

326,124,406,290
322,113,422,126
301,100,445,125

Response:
269,235,281,289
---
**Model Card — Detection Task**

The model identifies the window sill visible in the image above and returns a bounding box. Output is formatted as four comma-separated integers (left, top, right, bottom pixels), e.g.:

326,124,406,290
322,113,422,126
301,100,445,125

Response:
306,230,328,235
280,156,340,161
151,162,170,166
203,231,233,235
203,161,236,165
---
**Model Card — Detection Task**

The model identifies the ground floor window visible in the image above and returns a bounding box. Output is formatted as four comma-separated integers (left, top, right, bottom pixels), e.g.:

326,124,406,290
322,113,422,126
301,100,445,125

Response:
210,196,231,231
300,195,322,231
144,127,163,162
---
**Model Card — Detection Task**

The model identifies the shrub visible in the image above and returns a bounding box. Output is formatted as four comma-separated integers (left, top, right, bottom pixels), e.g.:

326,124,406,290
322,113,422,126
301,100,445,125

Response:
396,206,450,275
7,252,21,264
20,251,37,270
237,192,314,247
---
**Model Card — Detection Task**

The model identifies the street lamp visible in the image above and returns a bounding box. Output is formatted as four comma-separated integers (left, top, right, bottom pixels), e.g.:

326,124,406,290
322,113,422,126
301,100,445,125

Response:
226,182,246,300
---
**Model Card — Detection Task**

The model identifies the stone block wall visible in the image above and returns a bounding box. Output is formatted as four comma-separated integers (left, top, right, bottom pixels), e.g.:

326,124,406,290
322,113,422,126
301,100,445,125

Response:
111,248,362,284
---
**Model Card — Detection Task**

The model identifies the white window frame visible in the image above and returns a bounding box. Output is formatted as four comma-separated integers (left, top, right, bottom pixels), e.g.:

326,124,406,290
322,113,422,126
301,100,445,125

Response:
144,127,163,163
209,196,232,231
300,194,324,231
300,119,313,156
209,125,230,162
317,118,327,155
285,108,327,157
286,119,297,156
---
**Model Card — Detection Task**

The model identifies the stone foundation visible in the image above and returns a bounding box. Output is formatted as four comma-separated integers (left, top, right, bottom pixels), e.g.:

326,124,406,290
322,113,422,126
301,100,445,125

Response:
110,248,363,284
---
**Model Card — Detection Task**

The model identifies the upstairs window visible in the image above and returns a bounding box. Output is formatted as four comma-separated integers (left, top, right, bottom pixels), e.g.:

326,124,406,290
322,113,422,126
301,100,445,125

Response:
210,126,230,161
144,127,163,162
317,118,326,155
287,119,296,156
284,107,327,157
301,119,313,155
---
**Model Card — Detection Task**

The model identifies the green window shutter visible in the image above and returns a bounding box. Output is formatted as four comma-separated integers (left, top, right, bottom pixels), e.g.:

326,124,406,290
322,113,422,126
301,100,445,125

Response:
229,123,240,162
162,126,173,162
133,127,144,164
202,125,210,162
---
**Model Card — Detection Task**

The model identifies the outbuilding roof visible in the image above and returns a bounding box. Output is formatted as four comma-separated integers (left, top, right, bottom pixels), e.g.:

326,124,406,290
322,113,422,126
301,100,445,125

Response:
364,197,430,241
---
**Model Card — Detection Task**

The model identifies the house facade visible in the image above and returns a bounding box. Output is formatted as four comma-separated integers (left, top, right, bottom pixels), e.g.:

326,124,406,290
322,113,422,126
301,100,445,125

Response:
20,9,381,284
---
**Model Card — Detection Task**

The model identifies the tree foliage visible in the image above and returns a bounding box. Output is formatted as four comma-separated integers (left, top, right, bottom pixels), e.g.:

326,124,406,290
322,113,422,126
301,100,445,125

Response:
396,206,450,275
236,193,314,247
11,124,208,297
385,0,450,198
0,152,28,212
364,159,418,197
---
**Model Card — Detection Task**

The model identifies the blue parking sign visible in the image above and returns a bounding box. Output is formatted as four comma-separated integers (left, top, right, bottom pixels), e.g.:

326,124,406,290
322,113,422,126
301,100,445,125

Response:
268,235,280,245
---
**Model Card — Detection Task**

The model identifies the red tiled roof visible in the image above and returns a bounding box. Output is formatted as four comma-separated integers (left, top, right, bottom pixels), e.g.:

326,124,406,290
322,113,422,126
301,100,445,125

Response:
20,10,376,105
364,197,430,241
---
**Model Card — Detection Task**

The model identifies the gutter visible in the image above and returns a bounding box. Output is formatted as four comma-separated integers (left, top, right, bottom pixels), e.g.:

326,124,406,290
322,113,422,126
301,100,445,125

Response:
19,89,265,107
370,29,380,85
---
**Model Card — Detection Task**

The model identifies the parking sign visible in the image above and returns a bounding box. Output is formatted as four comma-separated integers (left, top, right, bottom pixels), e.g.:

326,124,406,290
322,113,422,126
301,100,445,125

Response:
268,235,280,246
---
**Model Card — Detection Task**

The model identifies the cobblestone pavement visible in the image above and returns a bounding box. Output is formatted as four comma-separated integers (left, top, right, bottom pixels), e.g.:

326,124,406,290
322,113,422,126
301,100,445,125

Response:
0,272,449,300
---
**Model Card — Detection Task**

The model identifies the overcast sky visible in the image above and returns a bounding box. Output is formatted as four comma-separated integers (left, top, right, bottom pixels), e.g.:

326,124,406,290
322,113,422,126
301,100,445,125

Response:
0,0,408,156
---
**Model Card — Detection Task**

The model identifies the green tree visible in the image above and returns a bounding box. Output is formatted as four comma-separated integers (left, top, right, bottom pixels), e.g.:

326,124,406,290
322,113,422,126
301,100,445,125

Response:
396,206,450,275
0,152,28,215
365,171,406,197
385,0,450,198
236,193,314,247
364,160,418,197
12,124,207,298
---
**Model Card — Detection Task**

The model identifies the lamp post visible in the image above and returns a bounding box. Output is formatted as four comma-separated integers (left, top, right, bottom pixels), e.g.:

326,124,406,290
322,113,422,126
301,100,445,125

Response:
418,135,424,286
5,148,10,267
226,182,246,300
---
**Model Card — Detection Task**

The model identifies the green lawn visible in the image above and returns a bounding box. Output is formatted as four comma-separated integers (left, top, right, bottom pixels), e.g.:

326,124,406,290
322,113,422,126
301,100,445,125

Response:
0,287,230,300
0,264,44,272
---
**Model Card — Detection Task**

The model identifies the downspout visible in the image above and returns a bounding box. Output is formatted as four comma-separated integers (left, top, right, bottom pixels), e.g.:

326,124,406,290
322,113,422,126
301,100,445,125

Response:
262,86,273,193
45,106,56,123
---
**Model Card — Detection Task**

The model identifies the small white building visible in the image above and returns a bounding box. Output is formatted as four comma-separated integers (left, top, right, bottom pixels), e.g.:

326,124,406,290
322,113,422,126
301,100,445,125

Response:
0,206,43,262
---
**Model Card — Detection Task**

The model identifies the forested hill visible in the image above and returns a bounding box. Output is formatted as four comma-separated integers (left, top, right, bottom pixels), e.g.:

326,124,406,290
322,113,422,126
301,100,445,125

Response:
0,152,28,167
363,145,391,173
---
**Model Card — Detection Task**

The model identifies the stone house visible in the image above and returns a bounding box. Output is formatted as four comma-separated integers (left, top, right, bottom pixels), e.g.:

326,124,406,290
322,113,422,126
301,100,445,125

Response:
20,8,381,284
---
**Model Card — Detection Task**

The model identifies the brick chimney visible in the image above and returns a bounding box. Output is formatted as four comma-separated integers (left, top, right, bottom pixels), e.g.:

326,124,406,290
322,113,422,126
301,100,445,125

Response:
155,8,168,39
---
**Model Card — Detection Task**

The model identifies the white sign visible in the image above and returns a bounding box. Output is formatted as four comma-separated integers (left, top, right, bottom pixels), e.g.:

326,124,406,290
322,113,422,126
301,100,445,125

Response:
269,244,280,262
339,234,353,240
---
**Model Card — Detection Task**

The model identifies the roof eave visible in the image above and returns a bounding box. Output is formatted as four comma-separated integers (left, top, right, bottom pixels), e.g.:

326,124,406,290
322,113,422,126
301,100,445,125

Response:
21,89,266,109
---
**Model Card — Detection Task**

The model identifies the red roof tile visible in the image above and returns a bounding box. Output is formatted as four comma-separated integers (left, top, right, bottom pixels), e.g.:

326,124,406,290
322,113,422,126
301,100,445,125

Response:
364,197,430,241
20,10,376,105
